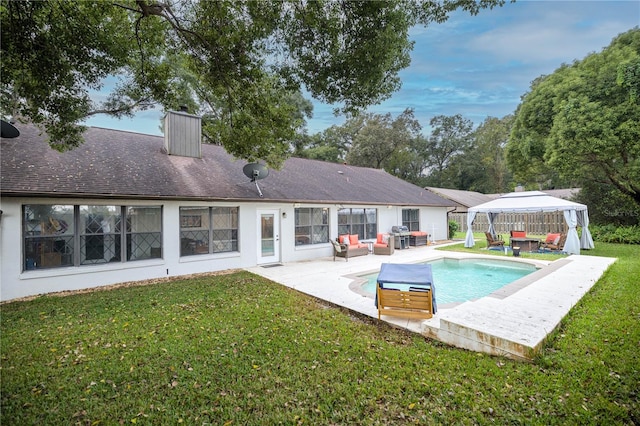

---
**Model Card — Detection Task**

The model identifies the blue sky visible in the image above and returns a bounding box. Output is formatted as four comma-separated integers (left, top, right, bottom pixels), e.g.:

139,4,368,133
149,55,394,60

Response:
85,0,640,136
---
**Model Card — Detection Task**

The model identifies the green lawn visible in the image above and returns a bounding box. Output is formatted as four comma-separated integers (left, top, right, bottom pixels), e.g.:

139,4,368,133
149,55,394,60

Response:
1,243,639,424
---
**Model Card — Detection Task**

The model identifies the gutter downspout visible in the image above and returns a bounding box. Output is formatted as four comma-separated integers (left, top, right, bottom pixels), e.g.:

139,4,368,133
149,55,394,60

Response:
446,206,458,239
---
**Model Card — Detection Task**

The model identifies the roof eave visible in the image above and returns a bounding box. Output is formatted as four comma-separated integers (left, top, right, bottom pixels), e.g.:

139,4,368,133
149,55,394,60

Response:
0,190,455,207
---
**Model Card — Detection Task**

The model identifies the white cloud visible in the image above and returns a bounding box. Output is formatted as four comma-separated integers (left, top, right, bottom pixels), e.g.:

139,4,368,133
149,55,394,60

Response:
314,0,639,133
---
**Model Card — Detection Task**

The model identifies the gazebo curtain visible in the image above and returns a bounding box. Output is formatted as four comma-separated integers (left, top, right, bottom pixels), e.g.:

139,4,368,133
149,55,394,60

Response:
577,210,595,249
562,210,581,255
487,212,500,237
464,211,477,247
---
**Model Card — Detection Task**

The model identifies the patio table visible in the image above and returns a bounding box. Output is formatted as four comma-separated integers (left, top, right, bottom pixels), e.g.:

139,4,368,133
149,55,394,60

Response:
510,237,540,252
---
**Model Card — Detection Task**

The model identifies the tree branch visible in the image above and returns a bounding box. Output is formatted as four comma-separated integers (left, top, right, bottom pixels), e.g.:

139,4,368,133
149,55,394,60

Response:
86,98,154,117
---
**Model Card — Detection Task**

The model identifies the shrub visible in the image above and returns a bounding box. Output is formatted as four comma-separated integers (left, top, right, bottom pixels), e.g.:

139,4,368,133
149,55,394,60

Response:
589,224,640,244
448,220,459,239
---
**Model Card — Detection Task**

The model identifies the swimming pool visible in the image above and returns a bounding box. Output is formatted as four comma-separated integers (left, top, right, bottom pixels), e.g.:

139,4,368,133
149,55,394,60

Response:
361,258,537,304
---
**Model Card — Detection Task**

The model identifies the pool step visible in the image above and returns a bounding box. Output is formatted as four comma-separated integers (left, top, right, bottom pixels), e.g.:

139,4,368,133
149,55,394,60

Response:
423,297,556,359
488,258,572,300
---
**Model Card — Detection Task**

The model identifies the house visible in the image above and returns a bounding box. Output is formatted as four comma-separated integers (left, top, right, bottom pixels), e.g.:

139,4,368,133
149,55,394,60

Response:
0,111,455,301
425,187,494,213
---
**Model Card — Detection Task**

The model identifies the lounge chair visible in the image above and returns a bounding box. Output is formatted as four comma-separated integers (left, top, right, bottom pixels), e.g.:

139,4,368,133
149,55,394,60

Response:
485,232,505,247
540,233,567,251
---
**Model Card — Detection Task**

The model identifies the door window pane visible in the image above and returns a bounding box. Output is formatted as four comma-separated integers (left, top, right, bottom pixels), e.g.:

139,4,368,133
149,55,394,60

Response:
261,214,274,256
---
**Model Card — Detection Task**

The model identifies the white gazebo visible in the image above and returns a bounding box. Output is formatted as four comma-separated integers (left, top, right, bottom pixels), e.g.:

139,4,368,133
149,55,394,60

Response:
464,191,594,255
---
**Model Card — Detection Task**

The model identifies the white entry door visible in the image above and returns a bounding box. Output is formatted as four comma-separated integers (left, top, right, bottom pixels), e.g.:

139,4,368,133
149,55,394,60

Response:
257,210,280,264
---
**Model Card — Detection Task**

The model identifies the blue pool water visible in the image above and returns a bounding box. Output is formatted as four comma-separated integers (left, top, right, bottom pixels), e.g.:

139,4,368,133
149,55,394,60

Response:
362,258,537,304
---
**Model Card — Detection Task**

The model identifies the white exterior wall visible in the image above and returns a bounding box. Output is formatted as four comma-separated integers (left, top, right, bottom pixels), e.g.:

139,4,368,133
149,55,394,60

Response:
1,197,252,302
374,205,449,241
422,207,451,242
0,197,448,302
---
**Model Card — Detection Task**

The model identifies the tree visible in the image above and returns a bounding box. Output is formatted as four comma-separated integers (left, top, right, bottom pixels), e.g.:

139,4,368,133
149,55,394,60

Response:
423,114,474,187
464,115,513,193
574,180,639,226
296,118,365,163
384,134,431,186
507,28,640,209
346,109,421,169
1,0,505,167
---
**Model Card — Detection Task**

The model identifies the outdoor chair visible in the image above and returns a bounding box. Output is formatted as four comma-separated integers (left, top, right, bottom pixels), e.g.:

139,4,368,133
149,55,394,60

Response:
540,233,567,251
485,232,505,247
373,233,394,255
332,235,369,261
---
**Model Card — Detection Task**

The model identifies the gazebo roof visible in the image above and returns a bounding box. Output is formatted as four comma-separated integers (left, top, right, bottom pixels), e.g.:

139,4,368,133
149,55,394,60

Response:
468,191,587,214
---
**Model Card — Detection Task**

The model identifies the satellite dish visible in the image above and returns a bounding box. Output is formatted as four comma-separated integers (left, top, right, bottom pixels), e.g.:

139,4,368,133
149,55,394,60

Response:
1,120,20,138
241,163,269,197
243,163,269,181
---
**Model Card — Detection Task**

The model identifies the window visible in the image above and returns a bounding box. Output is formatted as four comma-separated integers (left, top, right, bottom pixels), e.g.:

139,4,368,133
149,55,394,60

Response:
80,205,121,264
24,205,75,270
338,208,377,239
212,207,238,253
402,209,420,231
126,206,163,261
180,206,238,256
295,208,329,246
23,204,162,271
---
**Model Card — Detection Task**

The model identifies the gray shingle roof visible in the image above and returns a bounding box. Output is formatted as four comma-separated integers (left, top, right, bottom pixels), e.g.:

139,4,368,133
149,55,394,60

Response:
1,123,455,207
425,187,494,208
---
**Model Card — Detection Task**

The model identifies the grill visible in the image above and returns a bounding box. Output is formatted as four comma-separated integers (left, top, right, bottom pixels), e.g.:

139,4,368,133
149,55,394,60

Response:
391,225,410,249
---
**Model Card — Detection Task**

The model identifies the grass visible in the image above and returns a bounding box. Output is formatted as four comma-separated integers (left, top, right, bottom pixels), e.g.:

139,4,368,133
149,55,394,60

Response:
2,243,639,424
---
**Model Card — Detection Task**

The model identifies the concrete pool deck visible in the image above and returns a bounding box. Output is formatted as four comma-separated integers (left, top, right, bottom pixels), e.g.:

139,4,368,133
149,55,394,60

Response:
247,242,616,360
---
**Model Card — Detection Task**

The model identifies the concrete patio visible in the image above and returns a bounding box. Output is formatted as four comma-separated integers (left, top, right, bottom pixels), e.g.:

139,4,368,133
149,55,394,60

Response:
247,242,616,360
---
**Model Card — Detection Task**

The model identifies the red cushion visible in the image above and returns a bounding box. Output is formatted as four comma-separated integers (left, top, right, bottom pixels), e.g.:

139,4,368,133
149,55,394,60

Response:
545,233,560,243
411,231,427,236
373,243,386,248
377,233,384,244
339,234,350,245
512,231,526,238
349,235,359,245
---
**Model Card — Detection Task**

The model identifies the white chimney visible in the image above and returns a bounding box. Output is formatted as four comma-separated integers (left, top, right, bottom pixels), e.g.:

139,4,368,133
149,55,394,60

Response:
163,110,201,158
